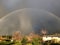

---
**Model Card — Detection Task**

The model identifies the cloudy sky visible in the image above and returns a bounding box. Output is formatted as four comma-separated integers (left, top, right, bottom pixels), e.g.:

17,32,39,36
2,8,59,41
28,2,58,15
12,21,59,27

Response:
0,0,60,35
0,0,60,17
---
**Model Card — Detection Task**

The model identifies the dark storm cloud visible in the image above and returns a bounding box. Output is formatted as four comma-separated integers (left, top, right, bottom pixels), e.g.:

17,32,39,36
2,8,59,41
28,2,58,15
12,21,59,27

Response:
0,0,60,35
0,8,60,35
0,0,60,17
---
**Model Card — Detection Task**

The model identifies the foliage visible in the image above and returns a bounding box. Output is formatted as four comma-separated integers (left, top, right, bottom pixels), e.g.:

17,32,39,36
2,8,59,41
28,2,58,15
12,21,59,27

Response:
21,37,28,45
0,36,60,45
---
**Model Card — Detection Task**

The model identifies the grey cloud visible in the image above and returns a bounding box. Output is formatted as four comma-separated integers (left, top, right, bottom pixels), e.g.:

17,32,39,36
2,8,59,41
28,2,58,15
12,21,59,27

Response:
0,8,60,35
0,0,60,17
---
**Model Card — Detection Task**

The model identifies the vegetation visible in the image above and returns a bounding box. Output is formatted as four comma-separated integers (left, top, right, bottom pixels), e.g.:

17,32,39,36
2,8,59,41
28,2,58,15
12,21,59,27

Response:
0,31,60,45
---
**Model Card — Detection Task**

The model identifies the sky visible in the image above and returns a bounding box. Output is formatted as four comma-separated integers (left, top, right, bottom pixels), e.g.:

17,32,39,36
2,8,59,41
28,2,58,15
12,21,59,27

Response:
0,0,60,17
0,8,60,35
0,0,60,35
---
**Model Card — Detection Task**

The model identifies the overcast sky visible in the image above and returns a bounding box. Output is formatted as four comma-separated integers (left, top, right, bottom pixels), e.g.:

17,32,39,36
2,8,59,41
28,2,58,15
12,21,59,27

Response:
0,0,60,35
0,0,60,17
0,8,60,35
